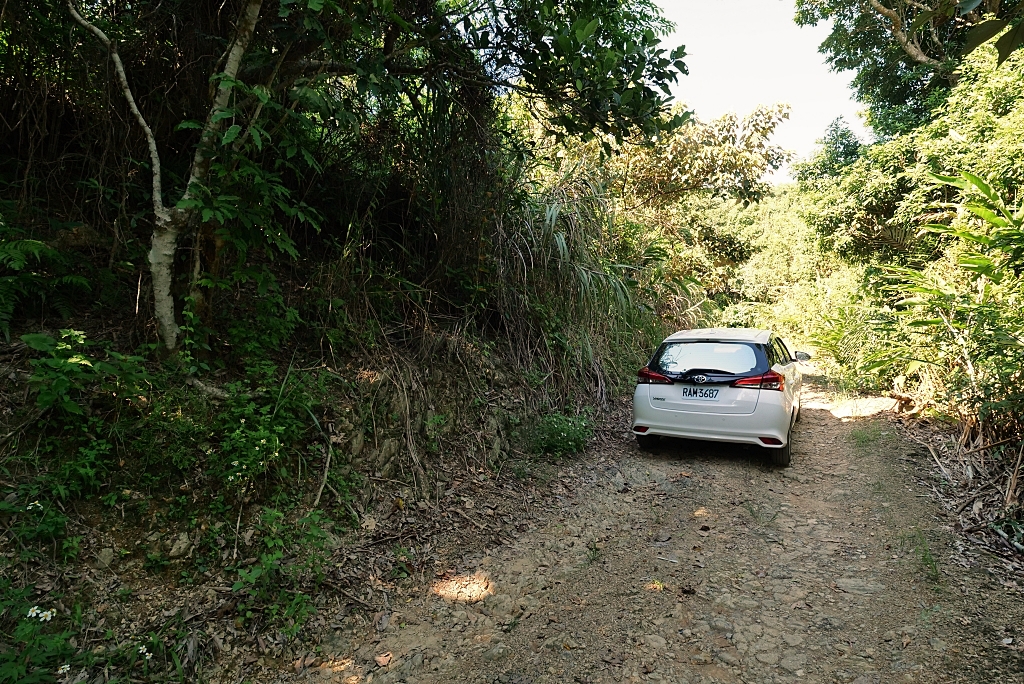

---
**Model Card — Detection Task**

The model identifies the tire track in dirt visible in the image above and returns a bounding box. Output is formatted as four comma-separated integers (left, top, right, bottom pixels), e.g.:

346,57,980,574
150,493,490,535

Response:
265,383,1024,683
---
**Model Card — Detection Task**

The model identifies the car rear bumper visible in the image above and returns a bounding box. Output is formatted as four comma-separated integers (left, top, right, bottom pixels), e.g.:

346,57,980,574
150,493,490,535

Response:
632,396,791,447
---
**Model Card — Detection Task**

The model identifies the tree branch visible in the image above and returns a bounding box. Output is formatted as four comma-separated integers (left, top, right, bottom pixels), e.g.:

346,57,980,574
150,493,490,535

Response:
865,0,942,66
178,0,264,209
67,2,169,223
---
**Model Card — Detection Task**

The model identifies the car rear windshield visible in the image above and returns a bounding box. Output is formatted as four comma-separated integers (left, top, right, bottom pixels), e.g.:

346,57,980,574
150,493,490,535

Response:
652,341,760,376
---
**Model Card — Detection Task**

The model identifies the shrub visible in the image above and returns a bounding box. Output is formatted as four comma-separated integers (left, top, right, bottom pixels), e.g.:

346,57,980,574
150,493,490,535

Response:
21,330,148,416
532,412,592,458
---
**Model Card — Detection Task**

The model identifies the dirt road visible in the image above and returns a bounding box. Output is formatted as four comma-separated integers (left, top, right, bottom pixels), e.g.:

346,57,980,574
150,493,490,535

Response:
268,383,1024,683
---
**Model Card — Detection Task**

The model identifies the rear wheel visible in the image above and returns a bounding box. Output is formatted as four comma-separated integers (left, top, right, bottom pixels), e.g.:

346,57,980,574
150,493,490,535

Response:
771,420,793,467
636,434,659,451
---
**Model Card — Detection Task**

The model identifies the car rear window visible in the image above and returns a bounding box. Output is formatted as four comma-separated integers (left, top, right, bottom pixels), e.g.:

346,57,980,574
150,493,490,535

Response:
652,342,759,375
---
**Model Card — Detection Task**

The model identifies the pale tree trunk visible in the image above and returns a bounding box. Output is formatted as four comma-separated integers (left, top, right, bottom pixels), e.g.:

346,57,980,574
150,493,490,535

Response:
69,0,264,352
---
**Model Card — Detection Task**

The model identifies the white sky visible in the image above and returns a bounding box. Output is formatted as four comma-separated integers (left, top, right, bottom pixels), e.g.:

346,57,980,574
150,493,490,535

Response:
657,0,872,179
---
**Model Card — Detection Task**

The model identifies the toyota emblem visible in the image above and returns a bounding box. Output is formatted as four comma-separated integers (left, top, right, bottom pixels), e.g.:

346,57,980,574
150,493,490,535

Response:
693,375,707,384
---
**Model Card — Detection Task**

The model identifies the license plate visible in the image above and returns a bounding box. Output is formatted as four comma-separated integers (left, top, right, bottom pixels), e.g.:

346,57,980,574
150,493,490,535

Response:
678,385,719,400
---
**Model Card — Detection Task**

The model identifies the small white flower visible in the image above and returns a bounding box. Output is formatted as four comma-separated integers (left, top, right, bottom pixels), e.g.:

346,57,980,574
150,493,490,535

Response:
232,461,239,466
40,609,54,622
145,652,153,660
259,439,266,444
27,606,41,618
57,664,70,674
240,419,245,424
27,501,43,510
138,645,149,654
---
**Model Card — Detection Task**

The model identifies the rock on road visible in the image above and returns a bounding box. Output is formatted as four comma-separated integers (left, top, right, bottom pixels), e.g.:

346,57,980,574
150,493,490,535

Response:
266,384,1024,684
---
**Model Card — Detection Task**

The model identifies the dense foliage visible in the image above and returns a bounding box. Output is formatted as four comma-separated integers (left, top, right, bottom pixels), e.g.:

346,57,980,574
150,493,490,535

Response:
0,2,802,679
796,0,1024,136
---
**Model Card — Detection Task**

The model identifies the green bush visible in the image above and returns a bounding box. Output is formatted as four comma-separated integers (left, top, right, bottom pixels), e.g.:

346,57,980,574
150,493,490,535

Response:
21,330,148,416
532,412,593,458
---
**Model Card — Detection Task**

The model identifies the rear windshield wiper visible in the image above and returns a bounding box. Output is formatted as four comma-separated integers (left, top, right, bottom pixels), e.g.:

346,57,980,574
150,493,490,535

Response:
675,368,736,376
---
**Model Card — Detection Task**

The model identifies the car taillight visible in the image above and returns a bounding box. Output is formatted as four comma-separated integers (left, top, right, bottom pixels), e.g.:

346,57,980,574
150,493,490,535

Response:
731,370,784,391
637,367,672,384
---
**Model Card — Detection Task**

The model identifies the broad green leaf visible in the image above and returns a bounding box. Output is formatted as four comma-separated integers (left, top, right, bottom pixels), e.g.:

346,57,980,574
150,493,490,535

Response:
21,333,56,352
960,172,997,203
576,18,599,43
995,21,1024,65
963,19,1008,55
966,204,1009,227
175,120,202,130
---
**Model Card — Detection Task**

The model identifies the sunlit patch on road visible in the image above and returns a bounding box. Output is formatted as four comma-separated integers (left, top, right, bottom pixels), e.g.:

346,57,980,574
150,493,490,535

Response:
430,571,494,602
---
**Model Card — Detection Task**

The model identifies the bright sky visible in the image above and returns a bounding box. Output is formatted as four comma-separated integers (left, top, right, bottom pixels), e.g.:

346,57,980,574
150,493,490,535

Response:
657,0,872,179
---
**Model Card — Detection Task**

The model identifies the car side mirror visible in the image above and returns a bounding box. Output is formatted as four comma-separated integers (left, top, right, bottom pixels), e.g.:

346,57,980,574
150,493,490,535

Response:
795,351,812,362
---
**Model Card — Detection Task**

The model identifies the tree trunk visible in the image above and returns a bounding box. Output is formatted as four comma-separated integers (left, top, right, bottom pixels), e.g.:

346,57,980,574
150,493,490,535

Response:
70,0,264,352
150,221,182,350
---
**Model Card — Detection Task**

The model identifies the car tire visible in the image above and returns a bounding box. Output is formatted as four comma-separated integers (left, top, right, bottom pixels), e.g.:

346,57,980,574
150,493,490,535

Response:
771,419,793,467
636,434,659,451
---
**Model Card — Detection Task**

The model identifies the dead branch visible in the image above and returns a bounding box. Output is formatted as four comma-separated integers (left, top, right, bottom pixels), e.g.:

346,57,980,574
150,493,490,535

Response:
186,377,229,400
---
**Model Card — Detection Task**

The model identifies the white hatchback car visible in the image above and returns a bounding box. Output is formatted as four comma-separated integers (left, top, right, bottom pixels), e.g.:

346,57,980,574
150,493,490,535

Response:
631,328,809,466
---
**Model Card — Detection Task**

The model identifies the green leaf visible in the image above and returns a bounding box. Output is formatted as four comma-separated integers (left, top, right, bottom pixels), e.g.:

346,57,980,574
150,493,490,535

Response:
960,172,998,203
908,10,934,36
21,333,56,352
61,399,83,415
995,21,1024,65
221,124,242,145
962,19,1008,55
956,0,982,16
576,18,599,43
175,120,202,130
965,204,1009,227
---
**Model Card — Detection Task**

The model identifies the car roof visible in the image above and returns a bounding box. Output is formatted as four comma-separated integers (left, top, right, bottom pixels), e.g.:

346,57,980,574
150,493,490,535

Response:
663,327,772,344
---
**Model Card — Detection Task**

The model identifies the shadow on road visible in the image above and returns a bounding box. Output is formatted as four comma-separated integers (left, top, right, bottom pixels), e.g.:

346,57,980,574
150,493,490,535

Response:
634,405,851,471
